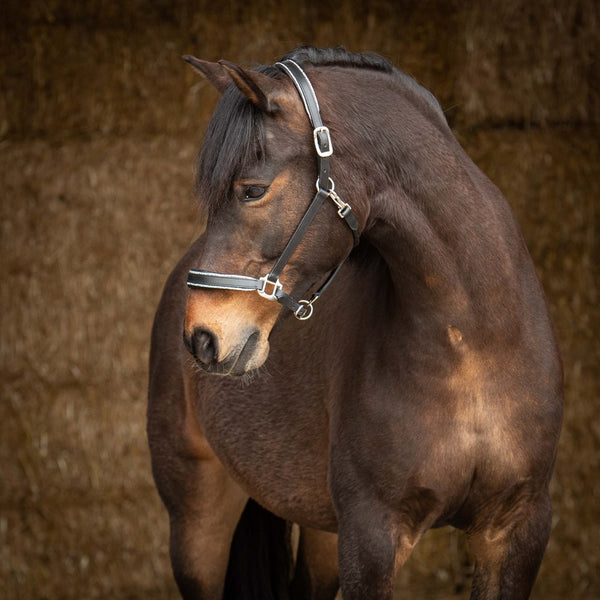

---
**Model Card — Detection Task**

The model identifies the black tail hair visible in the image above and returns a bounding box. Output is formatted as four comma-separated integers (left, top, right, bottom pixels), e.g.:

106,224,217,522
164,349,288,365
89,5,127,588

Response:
223,499,292,600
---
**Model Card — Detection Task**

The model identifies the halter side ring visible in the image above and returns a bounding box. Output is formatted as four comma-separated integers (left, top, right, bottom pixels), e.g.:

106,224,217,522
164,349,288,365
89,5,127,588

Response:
294,299,315,321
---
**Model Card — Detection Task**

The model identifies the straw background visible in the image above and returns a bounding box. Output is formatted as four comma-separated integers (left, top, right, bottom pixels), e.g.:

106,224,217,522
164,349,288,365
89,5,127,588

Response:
1,0,598,598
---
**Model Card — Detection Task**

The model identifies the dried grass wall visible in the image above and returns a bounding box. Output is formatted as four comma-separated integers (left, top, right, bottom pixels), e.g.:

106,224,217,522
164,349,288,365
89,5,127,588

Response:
1,1,598,598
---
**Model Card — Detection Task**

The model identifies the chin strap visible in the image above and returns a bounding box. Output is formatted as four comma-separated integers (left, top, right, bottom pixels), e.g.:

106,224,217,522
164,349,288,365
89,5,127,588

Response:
187,59,360,320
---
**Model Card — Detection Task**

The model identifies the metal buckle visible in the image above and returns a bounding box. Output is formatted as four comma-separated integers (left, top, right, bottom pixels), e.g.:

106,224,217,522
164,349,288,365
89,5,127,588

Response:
258,275,283,301
313,126,333,157
294,299,315,321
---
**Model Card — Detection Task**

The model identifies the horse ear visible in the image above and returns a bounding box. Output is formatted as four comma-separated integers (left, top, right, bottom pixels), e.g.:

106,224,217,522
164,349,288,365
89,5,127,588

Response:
218,60,283,114
183,55,231,94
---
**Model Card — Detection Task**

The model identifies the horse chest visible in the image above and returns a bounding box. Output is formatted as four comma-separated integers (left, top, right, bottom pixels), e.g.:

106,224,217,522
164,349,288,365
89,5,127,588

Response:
196,377,338,528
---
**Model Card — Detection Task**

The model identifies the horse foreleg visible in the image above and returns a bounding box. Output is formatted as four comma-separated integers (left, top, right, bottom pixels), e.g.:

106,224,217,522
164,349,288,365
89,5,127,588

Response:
335,499,402,600
151,440,247,600
333,483,441,600
291,527,339,600
169,463,247,599
467,489,552,600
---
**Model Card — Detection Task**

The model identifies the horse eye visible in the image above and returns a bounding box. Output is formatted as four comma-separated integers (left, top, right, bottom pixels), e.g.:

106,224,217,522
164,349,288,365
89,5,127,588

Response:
242,186,267,202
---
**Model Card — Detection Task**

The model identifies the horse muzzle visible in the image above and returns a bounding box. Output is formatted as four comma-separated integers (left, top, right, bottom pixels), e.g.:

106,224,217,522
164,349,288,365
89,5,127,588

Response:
184,289,277,376
184,326,266,376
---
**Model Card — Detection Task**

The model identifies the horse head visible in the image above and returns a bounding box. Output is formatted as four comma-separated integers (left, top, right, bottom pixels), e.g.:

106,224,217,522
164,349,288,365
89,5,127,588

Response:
183,57,363,375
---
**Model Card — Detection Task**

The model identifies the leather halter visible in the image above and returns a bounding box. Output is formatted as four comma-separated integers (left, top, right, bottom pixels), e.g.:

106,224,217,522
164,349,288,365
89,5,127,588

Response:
187,59,360,320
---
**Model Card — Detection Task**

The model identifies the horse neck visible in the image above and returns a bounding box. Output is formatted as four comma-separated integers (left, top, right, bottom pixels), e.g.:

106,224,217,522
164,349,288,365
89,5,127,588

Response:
329,72,530,335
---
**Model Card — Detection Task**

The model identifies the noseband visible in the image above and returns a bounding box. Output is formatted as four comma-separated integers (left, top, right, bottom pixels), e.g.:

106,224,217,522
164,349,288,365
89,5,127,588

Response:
187,59,360,320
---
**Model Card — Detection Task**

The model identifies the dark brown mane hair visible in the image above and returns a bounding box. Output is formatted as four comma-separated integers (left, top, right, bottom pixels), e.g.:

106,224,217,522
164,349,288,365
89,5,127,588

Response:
281,46,395,72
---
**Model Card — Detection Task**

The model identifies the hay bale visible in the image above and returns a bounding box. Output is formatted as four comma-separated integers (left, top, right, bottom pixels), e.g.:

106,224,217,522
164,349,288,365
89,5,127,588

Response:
2,127,598,600
462,128,600,598
1,1,598,598
453,0,600,128
4,0,597,140
1,137,199,599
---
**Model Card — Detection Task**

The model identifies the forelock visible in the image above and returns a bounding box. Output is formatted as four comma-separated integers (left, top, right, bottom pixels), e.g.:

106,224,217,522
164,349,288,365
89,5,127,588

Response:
195,64,281,213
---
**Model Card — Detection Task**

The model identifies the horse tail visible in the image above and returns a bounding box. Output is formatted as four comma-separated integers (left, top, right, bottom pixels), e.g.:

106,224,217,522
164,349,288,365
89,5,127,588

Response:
223,498,293,600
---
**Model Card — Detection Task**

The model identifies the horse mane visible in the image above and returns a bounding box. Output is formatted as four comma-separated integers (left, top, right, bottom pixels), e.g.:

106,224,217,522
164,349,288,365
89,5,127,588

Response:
196,47,442,215
284,46,443,119
281,46,395,73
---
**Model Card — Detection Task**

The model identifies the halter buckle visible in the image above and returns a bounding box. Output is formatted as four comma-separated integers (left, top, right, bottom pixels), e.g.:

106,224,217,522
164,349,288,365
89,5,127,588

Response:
313,126,333,157
258,275,283,301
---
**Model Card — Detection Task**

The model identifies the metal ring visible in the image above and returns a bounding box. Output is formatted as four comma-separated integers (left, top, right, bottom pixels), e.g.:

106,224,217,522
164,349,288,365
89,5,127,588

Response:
294,300,314,321
315,176,335,194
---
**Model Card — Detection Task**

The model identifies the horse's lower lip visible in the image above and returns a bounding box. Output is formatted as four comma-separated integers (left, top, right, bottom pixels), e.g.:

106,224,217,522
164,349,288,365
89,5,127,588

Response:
234,330,260,370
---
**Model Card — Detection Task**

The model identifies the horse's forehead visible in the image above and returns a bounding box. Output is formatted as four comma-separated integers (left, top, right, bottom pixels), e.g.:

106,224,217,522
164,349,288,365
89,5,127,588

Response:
262,114,310,160
273,84,314,135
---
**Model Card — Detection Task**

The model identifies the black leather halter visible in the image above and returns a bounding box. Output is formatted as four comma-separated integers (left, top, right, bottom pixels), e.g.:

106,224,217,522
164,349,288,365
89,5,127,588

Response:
187,59,360,320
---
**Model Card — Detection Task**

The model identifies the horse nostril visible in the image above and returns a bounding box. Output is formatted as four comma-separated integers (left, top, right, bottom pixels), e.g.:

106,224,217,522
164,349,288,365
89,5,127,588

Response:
189,328,218,366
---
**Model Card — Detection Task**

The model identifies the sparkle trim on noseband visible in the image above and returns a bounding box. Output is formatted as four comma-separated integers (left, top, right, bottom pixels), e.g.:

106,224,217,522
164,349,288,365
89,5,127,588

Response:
187,59,360,320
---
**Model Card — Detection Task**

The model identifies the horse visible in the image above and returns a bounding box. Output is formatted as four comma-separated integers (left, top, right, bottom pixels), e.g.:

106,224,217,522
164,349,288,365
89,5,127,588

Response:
147,47,563,600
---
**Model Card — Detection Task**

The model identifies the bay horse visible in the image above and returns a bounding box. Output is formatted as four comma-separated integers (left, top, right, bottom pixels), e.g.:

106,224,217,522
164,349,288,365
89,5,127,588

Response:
147,47,563,600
